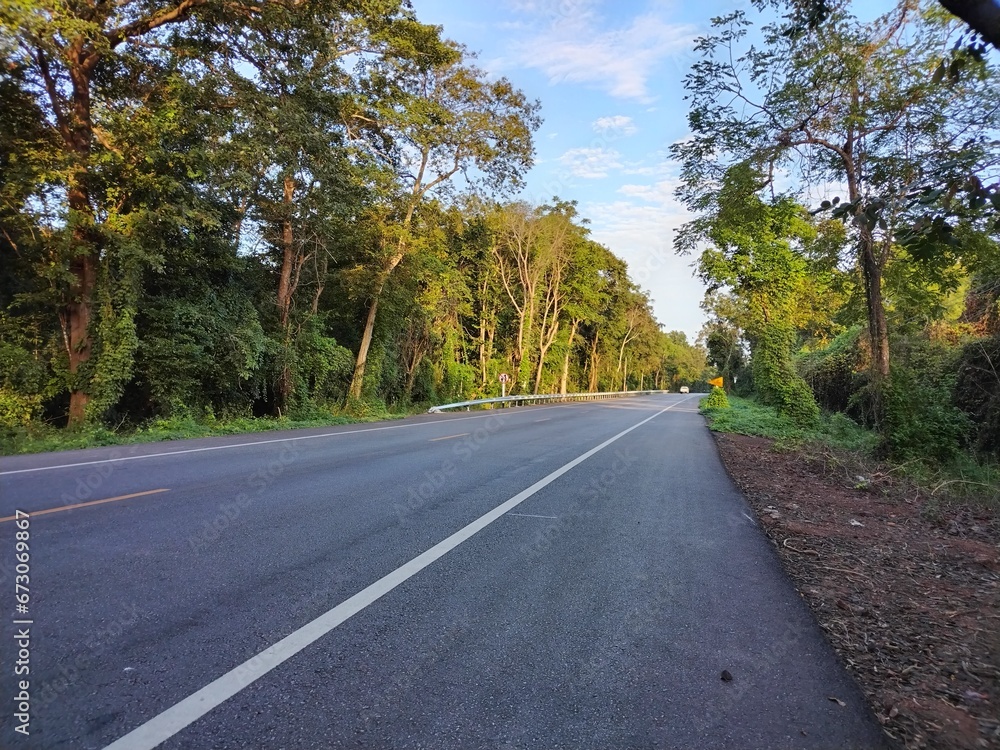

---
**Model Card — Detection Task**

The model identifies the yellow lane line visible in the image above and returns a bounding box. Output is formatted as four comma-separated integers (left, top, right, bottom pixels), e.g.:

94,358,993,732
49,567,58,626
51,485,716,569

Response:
0,489,171,523
429,433,470,442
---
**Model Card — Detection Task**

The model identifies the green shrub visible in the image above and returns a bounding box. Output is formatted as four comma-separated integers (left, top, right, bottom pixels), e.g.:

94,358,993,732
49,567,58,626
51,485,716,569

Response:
703,386,730,410
885,365,970,463
751,324,820,427
954,336,1000,456
343,396,390,419
703,395,878,453
0,389,41,429
797,327,867,416
295,321,354,406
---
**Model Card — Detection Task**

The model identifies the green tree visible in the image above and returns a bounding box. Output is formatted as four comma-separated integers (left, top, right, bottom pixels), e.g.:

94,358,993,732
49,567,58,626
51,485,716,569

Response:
673,1,999,417
347,48,540,399
1,0,438,423
683,163,820,424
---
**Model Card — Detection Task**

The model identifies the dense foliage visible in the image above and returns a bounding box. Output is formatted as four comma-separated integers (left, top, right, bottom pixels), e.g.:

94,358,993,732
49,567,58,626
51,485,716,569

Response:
678,0,1000,464
0,0,708,445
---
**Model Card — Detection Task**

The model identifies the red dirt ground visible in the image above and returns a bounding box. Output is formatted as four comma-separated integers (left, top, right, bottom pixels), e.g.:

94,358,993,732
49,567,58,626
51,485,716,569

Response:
713,433,1000,750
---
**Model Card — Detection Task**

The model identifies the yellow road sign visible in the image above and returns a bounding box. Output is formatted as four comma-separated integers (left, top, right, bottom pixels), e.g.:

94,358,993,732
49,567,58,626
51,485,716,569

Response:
708,377,724,388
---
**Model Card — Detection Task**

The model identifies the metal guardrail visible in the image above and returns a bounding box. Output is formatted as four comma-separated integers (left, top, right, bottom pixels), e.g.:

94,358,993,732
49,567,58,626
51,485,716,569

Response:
427,390,673,413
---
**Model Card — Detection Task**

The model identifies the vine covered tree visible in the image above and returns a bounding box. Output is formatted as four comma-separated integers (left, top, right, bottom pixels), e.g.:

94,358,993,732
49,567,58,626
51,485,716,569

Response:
673,0,1000,419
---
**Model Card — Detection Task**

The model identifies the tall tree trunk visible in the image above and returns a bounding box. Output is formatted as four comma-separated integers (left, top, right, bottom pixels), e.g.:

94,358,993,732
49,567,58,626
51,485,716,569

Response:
533,349,545,394
65,60,96,427
276,177,296,330
404,360,421,400
617,338,628,387
65,234,96,426
533,320,559,394
478,283,495,388
311,252,328,315
276,176,296,410
514,309,527,371
588,333,600,392
348,251,404,400
559,319,579,395
349,292,381,401
404,344,426,400
860,237,889,380
486,325,495,381
479,312,487,387
859,228,890,395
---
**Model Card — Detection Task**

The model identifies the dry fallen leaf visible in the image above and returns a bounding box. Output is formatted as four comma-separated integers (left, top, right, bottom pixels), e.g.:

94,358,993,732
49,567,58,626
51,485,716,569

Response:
828,696,846,707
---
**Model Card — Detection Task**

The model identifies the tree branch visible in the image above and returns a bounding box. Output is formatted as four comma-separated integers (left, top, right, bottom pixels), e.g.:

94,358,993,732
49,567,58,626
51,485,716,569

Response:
97,0,209,67
34,47,70,141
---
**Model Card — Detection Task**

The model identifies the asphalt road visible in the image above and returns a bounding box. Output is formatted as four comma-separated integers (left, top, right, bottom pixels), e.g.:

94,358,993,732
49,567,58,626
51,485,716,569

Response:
0,394,890,749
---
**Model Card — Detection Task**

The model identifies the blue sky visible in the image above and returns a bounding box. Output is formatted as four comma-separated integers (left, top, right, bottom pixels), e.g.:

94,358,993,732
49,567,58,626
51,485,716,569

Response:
411,0,748,342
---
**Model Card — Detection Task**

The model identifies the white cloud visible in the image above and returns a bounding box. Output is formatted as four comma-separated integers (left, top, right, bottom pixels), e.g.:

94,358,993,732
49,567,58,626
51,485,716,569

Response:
592,115,637,137
582,162,706,338
587,196,704,338
558,146,623,179
622,164,656,176
617,178,680,203
496,20,531,31
508,7,695,101
506,0,599,22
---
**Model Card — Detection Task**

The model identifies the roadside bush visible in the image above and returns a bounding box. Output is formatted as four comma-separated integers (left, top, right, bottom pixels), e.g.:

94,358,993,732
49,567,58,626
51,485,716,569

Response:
884,337,971,463
344,396,390,419
701,395,877,452
0,388,41,429
295,321,354,408
798,327,867,416
751,324,820,427
954,335,1000,456
703,386,730,410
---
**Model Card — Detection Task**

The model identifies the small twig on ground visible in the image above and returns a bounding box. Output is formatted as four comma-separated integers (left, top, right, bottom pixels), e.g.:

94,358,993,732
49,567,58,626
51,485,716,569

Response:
931,479,994,496
783,538,820,555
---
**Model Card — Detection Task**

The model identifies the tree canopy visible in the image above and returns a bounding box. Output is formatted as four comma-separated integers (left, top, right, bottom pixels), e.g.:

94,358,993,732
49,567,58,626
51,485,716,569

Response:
0,2,707,437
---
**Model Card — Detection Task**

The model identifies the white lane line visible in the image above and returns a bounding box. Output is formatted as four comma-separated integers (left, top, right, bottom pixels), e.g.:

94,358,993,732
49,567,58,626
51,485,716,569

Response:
508,513,558,519
101,397,692,750
0,404,582,477
428,433,470,442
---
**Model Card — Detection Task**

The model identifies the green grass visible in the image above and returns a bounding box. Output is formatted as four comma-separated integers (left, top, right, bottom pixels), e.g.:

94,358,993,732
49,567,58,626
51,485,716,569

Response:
894,450,1000,508
701,394,999,507
0,401,423,456
700,395,879,453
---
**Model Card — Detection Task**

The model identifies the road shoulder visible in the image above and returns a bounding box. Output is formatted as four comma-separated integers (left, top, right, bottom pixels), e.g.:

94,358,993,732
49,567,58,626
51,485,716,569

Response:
713,432,1000,750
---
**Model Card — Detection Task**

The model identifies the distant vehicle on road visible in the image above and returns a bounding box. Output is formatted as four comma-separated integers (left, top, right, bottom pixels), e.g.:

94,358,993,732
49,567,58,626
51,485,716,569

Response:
679,386,690,394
